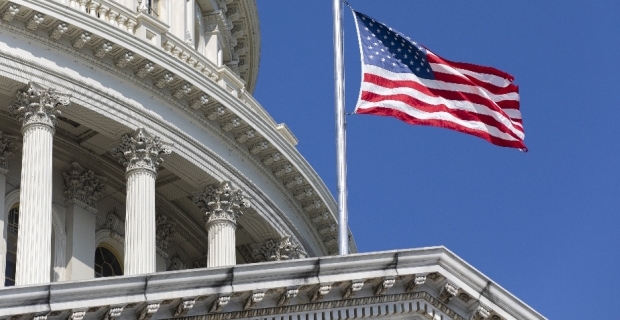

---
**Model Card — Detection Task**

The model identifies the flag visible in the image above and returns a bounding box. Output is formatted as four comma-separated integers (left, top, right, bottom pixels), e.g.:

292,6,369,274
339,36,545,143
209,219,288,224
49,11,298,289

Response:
352,10,525,150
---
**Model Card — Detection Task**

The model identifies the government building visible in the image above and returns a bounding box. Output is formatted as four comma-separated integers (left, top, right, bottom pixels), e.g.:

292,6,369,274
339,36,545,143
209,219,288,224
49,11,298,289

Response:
0,1,544,319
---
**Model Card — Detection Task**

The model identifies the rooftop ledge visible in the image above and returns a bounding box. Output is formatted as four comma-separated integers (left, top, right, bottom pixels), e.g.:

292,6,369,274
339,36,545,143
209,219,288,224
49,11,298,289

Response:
0,247,545,320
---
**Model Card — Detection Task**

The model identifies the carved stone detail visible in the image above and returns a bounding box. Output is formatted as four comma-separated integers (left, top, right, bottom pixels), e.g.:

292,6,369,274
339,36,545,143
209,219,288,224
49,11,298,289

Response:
173,83,192,99
174,299,196,317
277,289,298,306
63,162,105,211
303,199,322,212
2,4,19,22
310,285,331,302
70,311,85,320
310,211,330,224
284,175,303,188
192,181,251,225
405,274,427,292
249,140,269,154
438,282,459,303
374,278,396,295
154,72,174,89
210,296,230,313
167,256,186,271
250,235,307,262
95,42,114,58
206,105,226,120
342,281,364,299
156,214,175,257
235,129,254,143
114,51,134,68
190,95,209,109
294,188,313,200
221,117,241,132
72,32,91,49
0,132,18,171
273,163,293,177
261,152,281,166
50,23,68,40
470,304,491,320
106,307,123,320
243,292,264,310
135,61,155,78
110,128,172,174
138,303,159,320
26,13,44,31
10,83,70,129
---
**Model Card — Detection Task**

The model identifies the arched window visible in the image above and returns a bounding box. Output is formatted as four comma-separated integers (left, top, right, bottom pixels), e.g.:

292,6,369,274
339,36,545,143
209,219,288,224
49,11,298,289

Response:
94,246,123,278
5,204,19,286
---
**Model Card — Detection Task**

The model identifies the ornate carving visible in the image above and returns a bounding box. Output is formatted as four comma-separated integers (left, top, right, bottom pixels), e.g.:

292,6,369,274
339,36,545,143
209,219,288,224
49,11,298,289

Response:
310,285,331,302
135,61,155,78
277,288,298,306
174,299,196,317
2,4,19,22
470,304,491,320
156,214,175,256
235,129,255,143
167,256,186,271
294,188,313,200
95,41,114,58
284,175,303,188
249,140,269,154
10,82,70,128
221,117,241,132
405,274,427,292
438,282,459,303
192,181,251,225
50,23,68,40
99,209,124,239
154,72,174,89
173,83,192,99
210,296,230,313
459,292,472,302
26,13,44,31
374,278,396,295
114,51,135,68
342,281,364,299
273,163,293,177
244,292,264,310
110,128,172,174
190,95,209,110
206,105,226,120
310,211,330,224
318,224,337,235
63,162,105,210
261,152,281,166
138,303,159,320
303,199,322,212
72,32,91,49
250,235,307,262
70,311,85,320
137,0,149,14
0,132,18,171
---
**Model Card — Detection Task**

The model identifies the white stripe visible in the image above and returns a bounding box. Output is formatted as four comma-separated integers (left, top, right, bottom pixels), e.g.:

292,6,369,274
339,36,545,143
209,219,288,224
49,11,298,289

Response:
364,64,519,105
361,82,524,138
427,51,513,88
356,99,521,142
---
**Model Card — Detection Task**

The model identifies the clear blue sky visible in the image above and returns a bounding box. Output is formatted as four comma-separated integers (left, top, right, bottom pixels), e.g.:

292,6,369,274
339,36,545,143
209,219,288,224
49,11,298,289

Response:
253,2,620,319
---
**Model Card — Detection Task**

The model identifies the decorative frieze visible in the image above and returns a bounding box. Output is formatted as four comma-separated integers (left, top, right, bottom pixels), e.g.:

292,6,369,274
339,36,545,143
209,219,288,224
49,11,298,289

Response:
10,82,70,129
310,285,331,302
0,132,18,171
261,152,281,166
303,199,322,212
438,282,459,303
317,224,336,235
342,281,364,299
206,105,226,120
294,188,313,200
114,51,134,68
250,235,307,262
173,83,192,99
405,274,427,292
72,32,91,49
249,140,269,154
63,162,105,211
174,299,196,317
221,117,241,132
154,72,175,89
70,311,85,320
310,211,330,224
244,292,264,310
277,289,298,306
273,163,293,177
110,128,172,174
210,296,231,313
26,13,44,31
190,95,209,109
235,129,254,143
284,175,303,188
138,303,159,320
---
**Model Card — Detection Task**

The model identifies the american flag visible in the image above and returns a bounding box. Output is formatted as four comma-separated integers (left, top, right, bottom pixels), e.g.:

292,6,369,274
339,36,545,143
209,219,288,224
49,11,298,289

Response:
353,11,525,150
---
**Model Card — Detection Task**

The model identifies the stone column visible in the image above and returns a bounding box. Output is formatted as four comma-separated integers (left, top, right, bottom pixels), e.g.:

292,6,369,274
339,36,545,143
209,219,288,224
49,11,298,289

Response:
111,128,171,275
63,162,105,281
10,83,69,285
0,133,18,287
193,182,250,267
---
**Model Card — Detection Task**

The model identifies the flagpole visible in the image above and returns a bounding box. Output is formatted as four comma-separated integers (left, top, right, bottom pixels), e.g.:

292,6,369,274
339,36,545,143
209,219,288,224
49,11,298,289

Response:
333,0,348,255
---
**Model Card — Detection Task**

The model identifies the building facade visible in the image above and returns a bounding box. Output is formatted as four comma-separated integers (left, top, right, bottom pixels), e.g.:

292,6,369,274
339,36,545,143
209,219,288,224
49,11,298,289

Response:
0,0,544,319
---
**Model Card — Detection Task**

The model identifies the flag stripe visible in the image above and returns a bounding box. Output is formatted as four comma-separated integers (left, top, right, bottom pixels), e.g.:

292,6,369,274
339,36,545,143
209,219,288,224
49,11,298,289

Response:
427,51,515,83
431,65,520,96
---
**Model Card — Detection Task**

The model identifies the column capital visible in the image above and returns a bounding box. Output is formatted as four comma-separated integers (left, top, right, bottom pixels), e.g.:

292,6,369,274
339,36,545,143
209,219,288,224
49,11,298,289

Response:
250,235,307,262
192,181,250,226
0,132,19,173
9,82,70,131
63,162,105,213
111,128,172,175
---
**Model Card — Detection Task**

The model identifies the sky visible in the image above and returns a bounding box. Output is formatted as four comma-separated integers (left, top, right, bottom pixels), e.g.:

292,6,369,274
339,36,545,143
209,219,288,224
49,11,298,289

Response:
252,1,620,319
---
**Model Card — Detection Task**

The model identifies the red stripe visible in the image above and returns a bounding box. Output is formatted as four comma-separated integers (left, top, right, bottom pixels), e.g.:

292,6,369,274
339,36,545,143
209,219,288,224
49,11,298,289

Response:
361,91,523,137
356,106,526,149
426,51,515,82
364,73,519,119
432,70,520,97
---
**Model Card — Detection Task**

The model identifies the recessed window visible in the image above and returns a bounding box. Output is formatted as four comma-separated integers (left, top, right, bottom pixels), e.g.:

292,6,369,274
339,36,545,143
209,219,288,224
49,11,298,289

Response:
94,246,123,278
5,204,19,286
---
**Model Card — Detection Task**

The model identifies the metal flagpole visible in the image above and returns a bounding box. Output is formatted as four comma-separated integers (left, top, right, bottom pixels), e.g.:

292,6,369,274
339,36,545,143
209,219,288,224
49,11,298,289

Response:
333,0,348,255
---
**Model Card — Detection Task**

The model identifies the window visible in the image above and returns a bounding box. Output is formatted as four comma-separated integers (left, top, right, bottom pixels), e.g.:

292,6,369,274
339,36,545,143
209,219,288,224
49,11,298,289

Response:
94,246,123,278
5,204,18,286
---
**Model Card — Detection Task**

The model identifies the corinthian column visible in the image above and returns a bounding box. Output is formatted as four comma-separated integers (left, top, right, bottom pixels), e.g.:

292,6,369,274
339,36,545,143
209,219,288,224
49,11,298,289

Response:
9,83,69,285
111,128,171,275
193,182,250,267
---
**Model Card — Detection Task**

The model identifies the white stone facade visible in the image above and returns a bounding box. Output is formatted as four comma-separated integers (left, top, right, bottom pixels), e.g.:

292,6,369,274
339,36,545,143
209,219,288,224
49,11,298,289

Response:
0,0,543,319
